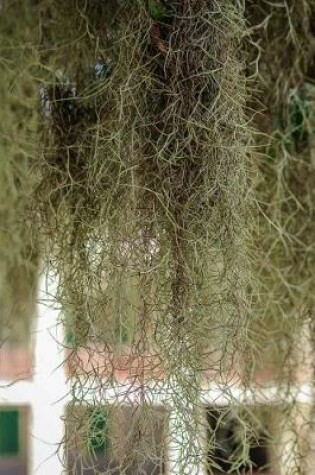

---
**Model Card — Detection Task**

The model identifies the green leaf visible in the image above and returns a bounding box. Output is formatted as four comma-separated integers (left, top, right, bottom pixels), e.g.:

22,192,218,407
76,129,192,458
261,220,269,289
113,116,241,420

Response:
148,0,167,21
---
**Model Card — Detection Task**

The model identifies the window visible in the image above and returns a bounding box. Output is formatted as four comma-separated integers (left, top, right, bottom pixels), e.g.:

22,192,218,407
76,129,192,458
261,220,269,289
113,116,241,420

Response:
88,408,109,455
0,406,28,475
66,405,167,474
0,409,19,457
206,407,270,474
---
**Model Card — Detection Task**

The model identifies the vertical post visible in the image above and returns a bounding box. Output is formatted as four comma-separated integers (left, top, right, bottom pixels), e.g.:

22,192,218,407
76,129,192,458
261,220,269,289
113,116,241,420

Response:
278,321,314,475
167,372,206,475
168,404,206,475
32,271,69,474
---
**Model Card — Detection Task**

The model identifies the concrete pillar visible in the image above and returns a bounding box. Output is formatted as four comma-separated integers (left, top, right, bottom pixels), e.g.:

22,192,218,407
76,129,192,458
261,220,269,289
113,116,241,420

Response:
32,272,69,474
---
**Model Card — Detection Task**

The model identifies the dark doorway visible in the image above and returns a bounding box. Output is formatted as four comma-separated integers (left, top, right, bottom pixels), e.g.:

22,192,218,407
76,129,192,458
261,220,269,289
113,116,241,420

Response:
206,407,269,474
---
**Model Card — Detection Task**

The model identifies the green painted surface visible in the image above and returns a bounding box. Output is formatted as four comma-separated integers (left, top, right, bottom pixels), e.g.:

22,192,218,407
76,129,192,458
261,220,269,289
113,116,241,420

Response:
0,410,19,457
88,409,109,454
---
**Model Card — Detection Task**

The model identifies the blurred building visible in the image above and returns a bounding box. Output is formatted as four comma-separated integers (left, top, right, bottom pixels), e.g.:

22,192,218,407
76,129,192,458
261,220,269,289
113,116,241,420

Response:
0,348,30,475
0,278,314,475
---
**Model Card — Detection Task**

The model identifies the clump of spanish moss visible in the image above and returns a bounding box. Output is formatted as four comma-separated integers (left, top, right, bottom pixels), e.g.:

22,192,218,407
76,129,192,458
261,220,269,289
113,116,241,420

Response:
4,0,315,473
0,1,38,344
241,4,315,472
35,0,251,366
245,0,315,379
33,0,252,472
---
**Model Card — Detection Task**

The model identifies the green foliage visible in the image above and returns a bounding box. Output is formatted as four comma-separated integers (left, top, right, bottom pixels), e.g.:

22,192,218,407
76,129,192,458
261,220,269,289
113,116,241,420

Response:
288,84,314,151
148,0,168,21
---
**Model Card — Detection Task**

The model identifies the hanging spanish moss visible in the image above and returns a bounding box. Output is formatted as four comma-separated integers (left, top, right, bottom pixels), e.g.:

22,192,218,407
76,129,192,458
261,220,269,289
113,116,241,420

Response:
245,2,315,472
34,0,251,369
32,0,252,472
0,1,38,344
246,0,315,379
1,0,315,473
